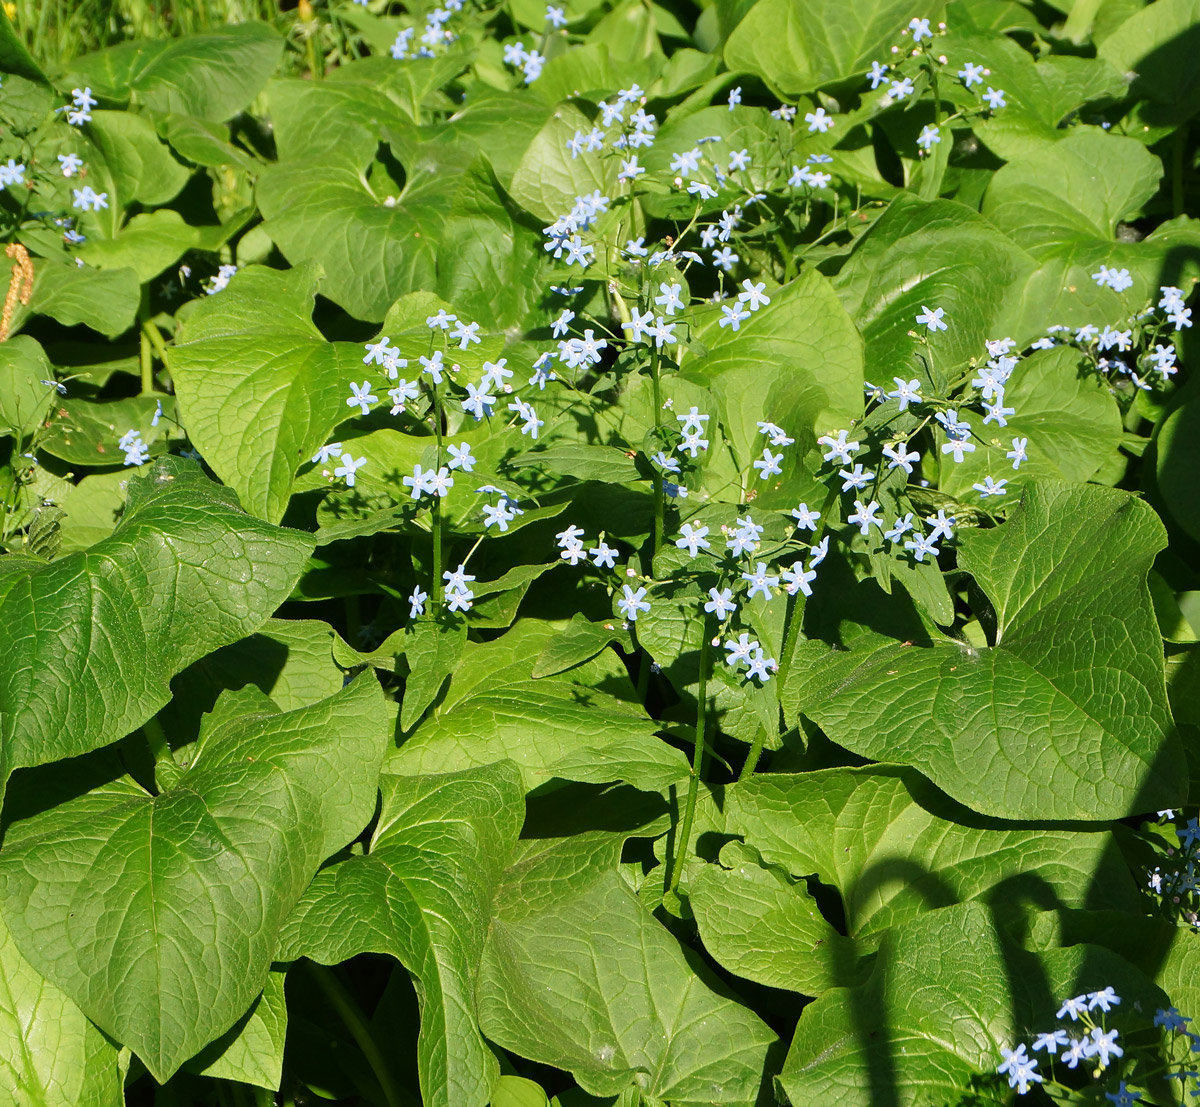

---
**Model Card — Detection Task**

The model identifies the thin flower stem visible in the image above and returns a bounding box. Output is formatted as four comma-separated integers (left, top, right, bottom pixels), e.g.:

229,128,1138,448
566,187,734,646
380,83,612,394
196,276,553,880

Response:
650,346,664,557
738,727,768,782
431,383,445,607
774,483,839,695
669,624,709,896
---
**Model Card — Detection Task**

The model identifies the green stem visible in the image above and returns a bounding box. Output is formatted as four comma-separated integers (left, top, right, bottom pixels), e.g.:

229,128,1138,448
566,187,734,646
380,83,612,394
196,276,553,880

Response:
669,626,709,895
650,348,664,557
304,962,409,1107
142,316,170,364
430,381,445,607
738,727,768,782
1062,0,1105,43
304,18,323,80
138,325,154,394
432,497,444,607
142,716,170,764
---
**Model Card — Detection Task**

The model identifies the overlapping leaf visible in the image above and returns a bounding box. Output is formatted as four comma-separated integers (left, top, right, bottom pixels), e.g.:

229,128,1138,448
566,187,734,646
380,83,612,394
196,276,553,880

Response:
0,675,388,1082
723,0,930,95
278,762,524,1107
0,460,313,807
477,833,778,1105
780,901,1167,1107
169,263,363,522
788,482,1184,819
0,910,124,1107
833,194,1036,380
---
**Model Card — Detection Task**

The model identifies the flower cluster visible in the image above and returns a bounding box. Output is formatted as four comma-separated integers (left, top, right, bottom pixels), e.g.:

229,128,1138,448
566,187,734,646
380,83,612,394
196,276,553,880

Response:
1147,813,1200,929
999,988,1200,1104
389,0,466,62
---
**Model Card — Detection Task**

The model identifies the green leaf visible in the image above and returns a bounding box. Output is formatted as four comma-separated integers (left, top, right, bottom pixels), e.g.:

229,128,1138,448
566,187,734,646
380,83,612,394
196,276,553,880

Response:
779,901,1167,1107
941,31,1126,160
687,268,864,464
509,102,616,223
789,482,1184,819
834,194,1036,380
982,131,1188,330
0,459,313,806
57,469,131,553
726,766,1141,940
1156,383,1200,542
492,1075,551,1107
278,762,525,1107
79,210,211,282
63,23,283,121
167,617,348,740
169,263,364,522
435,158,551,331
1098,0,1200,127
183,969,287,1090
15,260,140,338
0,675,388,1082
477,834,777,1104
723,0,930,96
532,615,631,678
936,346,1123,498
691,841,864,998
400,616,468,731
39,393,167,467
389,681,687,792
0,336,57,438
257,158,443,324
0,909,124,1107
85,110,190,208
509,444,642,484
387,620,684,792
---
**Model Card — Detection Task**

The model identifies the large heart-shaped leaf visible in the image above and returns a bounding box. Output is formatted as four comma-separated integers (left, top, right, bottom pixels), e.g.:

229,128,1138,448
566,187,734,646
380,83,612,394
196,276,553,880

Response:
477,834,777,1105
257,156,444,324
388,620,687,792
278,762,525,1107
0,461,312,807
787,481,1184,820
169,263,364,523
691,840,865,999
0,675,388,1082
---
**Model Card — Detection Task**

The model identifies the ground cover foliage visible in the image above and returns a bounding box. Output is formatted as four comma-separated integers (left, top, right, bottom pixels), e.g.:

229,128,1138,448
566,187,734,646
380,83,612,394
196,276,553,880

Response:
1,0,1200,1104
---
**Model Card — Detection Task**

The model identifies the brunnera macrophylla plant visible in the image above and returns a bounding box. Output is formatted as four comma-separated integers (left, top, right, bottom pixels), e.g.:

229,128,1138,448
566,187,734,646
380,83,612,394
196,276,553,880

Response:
1,0,1200,1104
